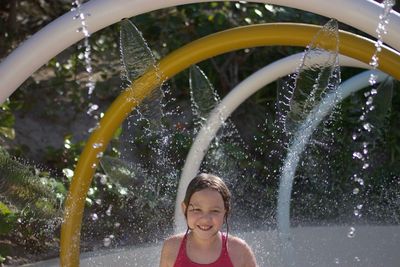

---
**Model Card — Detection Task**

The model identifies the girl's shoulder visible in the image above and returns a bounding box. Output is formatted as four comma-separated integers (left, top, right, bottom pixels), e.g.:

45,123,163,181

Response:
160,233,185,267
227,235,251,250
227,235,258,267
162,232,185,252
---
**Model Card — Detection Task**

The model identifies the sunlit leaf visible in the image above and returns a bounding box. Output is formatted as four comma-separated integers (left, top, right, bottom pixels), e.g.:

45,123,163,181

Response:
99,155,144,188
0,127,15,139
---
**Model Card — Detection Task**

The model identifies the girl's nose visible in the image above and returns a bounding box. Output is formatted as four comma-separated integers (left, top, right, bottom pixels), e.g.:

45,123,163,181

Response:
200,213,212,221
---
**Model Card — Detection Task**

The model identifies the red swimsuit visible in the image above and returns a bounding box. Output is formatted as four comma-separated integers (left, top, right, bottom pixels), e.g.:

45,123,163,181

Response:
173,232,234,267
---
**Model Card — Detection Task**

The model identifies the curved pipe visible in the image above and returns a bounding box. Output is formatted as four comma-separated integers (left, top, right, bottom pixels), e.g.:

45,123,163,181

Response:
0,0,400,104
175,53,370,233
59,24,400,266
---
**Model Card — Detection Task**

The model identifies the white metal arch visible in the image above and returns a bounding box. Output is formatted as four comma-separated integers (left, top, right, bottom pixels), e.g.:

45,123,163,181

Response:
0,0,399,104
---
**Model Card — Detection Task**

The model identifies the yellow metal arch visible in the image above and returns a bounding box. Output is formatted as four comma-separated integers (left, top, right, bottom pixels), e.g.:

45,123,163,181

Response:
60,23,400,267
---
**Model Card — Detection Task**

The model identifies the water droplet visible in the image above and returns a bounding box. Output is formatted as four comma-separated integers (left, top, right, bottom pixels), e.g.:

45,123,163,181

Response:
88,187,95,195
114,222,121,228
63,168,74,179
106,205,113,216
119,187,128,195
91,213,98,221
363,142,368,148
96,152,104,158
348,227,356,238
95,199,102,205
99,175,107,185
92,143,103,149
362,163,369,169
363,123,372,132
366,96,373,105
369,55,379,68
368,74,378,85
77,52,84,60
357,204,363,209
91,163,97,169
374,39,383,48
354,209,360,216
103,237,111,247
355,178,364,186
354,256,361,262
334,258,340,264
353,188,360,195
378,23,386,33
88,126,98,133
87,103,98,115
352,152,363,160
86,198,93,205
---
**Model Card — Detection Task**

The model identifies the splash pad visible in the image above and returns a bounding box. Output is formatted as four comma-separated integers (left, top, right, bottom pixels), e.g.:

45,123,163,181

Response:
25,225,400,266
1,1,399,267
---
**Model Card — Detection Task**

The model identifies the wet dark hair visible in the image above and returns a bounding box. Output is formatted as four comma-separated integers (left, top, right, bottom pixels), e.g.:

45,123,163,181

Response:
183,173,231,234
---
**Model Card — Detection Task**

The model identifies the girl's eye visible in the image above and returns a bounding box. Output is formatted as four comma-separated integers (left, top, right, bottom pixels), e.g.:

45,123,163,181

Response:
212,210,221,213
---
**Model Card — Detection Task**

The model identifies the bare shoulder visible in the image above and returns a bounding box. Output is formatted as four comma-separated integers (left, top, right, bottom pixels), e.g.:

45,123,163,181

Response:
163,233,184,248
227,235,258,267
159,233,184,267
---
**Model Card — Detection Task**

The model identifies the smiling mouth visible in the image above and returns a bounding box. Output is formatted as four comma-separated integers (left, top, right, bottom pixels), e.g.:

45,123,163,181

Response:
197,225,212,231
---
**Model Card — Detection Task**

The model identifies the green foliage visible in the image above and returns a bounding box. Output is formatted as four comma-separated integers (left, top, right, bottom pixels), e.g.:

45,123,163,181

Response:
0,201,17,235
0,147,65,262
0,148,65,218
0,99,16,140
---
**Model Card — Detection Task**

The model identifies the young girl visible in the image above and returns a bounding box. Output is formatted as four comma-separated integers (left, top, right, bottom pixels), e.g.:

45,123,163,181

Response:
160,173,258,267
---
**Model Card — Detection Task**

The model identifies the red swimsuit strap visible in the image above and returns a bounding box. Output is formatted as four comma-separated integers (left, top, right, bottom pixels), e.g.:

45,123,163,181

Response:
173,232,234,267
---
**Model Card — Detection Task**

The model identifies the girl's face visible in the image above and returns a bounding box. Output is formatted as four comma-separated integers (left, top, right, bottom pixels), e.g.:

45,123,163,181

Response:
183,188,226,240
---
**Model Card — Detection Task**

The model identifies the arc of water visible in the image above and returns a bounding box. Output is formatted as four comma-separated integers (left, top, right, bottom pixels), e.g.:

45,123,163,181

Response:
276,69,388,240
119,19,165,127
189,65,221,127
1,0,400,105
283,19,341,135
189,64,249,189
118,19,164,153
99,19,161,189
